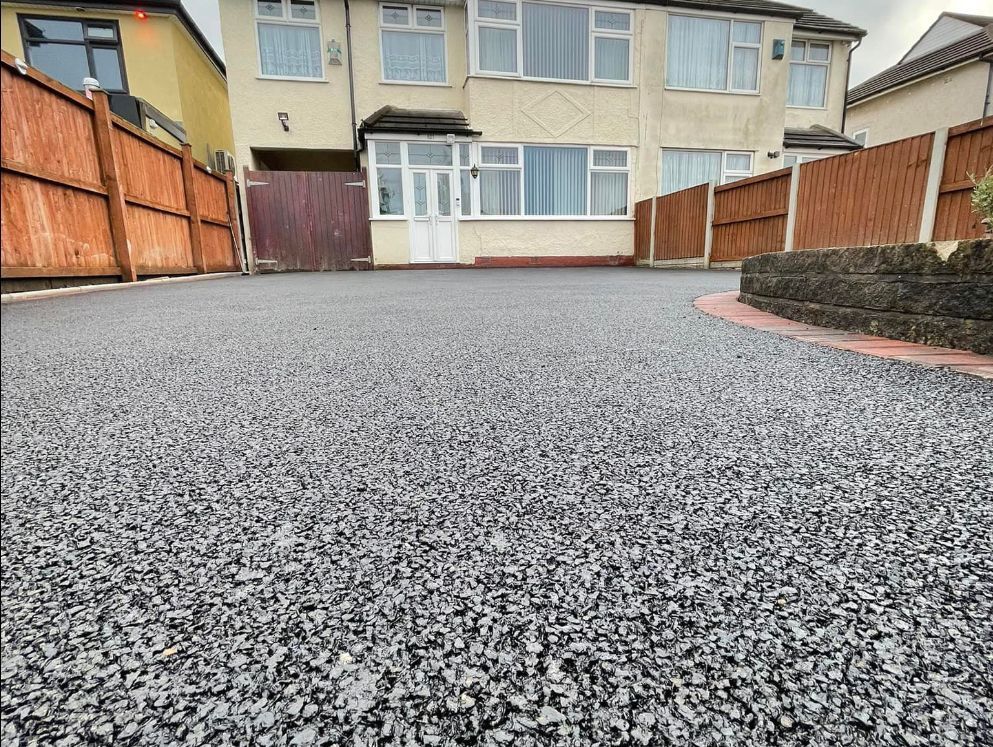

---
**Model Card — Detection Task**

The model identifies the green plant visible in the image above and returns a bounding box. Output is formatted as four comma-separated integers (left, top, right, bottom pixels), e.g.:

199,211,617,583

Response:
971,167,993,227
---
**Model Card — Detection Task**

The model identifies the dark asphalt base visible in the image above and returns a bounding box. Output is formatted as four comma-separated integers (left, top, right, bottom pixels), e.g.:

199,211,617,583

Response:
2,269,991,746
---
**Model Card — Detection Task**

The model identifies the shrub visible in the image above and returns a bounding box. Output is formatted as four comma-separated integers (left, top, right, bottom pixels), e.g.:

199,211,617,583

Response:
972,167,993,228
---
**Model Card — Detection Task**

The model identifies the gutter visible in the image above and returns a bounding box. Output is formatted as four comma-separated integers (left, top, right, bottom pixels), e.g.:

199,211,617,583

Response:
344,0,361,170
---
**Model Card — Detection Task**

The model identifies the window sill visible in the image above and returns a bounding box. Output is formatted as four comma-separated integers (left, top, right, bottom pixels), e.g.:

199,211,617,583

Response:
370,215,408,221
786,104,828,111
256,75,328,83
467,74,635,89
379,80,452,87
665,86,761,96
461,215,634,222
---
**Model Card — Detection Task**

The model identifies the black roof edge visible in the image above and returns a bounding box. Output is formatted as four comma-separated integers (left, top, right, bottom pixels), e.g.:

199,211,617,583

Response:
5,0,225,76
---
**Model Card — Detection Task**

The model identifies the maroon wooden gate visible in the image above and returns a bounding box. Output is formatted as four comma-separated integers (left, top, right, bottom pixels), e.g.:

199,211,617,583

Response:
244,169,373,272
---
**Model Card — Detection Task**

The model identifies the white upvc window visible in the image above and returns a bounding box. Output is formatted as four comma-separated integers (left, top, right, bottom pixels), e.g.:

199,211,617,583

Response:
475,142,631,217
787,38,831,108
255,0,324,80
783,152,830,167
471,0,633,85
379,3,448,84
660,149,753,194
666,15,761,94
371,140,406,217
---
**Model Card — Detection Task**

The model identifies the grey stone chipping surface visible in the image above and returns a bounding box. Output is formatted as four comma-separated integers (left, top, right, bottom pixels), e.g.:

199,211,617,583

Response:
1,269,991,747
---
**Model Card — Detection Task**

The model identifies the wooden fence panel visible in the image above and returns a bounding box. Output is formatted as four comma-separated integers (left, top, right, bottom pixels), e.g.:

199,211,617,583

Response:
1,174,116,273
934,118,992,241
0,65,102,188
653,184,709,261
794,133,933,250
633,198,653,263
711,169,790,261
0,50,240,285
194,167,230,223
114,125,186,212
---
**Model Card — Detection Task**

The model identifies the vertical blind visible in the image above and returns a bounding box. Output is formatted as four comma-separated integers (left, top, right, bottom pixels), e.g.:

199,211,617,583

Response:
524,146,588,215
522,3,588,80
661,151,722,195
594,37,629,81
591,172,627,216
382,30,446,82
666,16,729,90
480,170,521,215
478,26,517,72
787,63,827,107
258,23,323,78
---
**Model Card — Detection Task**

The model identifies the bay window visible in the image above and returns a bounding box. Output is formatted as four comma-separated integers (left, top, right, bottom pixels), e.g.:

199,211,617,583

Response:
380,3,447,83
472,0,632,84
666,15,761,93
478,144,629,217
661,150,753,195
788,39,830,108
256,0,323,80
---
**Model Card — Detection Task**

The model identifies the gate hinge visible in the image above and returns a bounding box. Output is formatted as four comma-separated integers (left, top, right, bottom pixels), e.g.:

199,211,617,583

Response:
344,180,366,188
351,257,372,263
246,179,269,187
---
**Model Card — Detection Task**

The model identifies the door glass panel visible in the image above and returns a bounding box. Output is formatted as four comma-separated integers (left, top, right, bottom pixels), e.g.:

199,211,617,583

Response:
413,173,428,216
436,172,451,216
407,143,452,166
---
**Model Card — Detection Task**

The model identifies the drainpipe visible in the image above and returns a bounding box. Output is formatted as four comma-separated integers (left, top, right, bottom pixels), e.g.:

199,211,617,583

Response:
841,37,862,135
984,59,992,117
344,0,360,170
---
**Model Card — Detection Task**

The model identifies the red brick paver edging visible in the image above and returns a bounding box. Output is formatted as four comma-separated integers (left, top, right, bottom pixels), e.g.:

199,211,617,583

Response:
695,291,993,380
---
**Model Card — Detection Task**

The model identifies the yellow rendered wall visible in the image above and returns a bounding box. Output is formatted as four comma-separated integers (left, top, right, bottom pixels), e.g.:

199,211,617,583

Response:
1,4,231,162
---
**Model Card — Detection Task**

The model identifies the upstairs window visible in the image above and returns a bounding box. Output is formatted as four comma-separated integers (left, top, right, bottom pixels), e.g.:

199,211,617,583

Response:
660,149,753,195
788,39,830,108
19,16,127,93
256,0,323,80
380,3,447,83
666,15,761,93
473,1,632,84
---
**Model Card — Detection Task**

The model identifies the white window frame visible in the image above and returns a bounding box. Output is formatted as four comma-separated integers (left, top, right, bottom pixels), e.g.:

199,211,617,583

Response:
379,2,449,86
664,14,763,95
469,0,634,86
254,0,325,82
783,152,831,167
787,38,831,109
659,148,754,194
852,128,869,147
471,141,632,220
370,139,410,220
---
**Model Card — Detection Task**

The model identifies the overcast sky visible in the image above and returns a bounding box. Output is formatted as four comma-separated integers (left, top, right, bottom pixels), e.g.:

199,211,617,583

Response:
181,0,992,85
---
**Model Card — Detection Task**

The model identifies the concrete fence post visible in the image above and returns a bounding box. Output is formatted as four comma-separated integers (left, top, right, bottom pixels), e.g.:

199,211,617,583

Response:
703,182,716,269
918,127,949,244
648,196,658,265
783,163,802,253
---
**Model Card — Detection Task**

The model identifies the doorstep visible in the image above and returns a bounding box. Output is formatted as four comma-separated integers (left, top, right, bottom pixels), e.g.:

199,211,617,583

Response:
694,290,993,380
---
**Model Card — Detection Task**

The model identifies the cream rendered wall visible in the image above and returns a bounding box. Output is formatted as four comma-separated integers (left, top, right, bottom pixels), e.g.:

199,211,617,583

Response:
783,36,851,132
457,222,632,261
647,15,795,194
845,62,990,146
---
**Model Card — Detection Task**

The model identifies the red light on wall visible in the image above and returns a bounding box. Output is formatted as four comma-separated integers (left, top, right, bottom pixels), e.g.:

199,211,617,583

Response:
134,9,147,20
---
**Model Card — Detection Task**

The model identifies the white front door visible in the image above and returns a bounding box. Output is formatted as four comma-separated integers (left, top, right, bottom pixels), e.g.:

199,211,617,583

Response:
410,169,457,263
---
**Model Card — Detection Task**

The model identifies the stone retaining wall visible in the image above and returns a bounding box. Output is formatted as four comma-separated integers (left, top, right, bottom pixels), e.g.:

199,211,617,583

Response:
739,240,993,354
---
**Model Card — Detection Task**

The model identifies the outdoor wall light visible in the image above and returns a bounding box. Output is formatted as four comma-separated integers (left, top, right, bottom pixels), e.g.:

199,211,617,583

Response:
327,40,342,65
772,39,785,60
277,112,289,132
470,164,479,179
767,150,782,159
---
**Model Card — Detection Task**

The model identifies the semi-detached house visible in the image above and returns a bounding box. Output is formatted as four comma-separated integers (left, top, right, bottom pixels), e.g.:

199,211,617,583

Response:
220,0,865,269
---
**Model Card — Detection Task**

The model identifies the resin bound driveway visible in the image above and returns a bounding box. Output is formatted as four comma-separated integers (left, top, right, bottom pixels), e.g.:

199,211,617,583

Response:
1,270,991,747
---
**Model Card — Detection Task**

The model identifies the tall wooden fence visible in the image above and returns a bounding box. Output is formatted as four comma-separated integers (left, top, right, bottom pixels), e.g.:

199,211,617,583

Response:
634,116,991,265
0,51,242,286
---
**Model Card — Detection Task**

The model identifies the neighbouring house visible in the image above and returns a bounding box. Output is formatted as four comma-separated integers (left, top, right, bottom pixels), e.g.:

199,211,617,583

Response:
0,0,235,169
846,12,993,148
219,0,864,269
